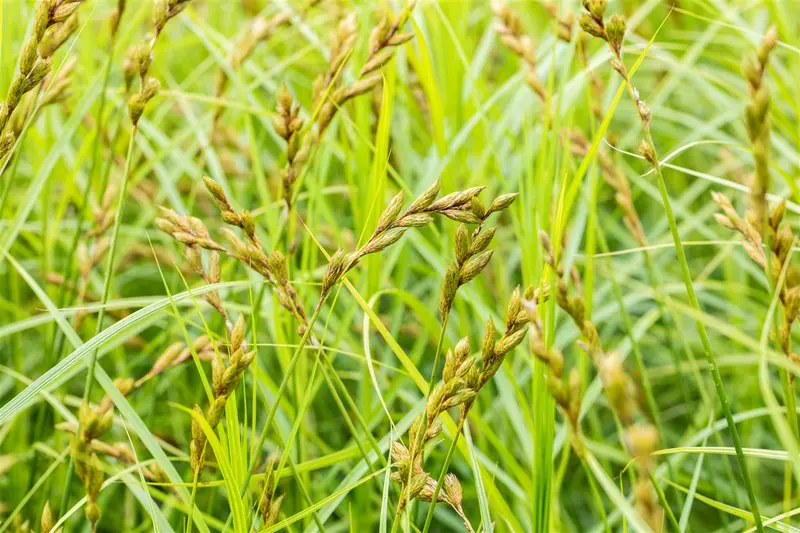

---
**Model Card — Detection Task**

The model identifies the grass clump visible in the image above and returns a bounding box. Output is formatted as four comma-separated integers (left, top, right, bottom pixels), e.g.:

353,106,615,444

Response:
4,1,800,532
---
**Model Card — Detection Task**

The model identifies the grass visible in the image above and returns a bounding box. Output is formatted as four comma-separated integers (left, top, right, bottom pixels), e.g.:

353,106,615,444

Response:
2,0,800,531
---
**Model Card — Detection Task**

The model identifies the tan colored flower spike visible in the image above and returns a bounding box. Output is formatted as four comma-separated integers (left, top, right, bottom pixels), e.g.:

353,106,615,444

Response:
439,192,518,317
742,26,778,229
258,454,285,528
0,0,89,161
190,315,256,474
393,284,545,525
494,2,642,246
127,0,198,126
71,400,113,531
362,0,417,77
714,193,800,375
491,0,546,99
540,230,663,531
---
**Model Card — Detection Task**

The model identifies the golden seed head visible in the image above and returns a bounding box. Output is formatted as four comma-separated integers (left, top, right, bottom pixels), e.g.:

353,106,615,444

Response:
376,191,405,233
454,337,470,362
459,249,493,285
407,179,441,213
443,473,463,508
638,139,656,166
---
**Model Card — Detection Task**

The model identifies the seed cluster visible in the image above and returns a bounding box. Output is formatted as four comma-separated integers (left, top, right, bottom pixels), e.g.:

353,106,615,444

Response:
0,0,87,161
540,231,663,531
578,1,652,136
526,307,583,449
5,57,76,141
190,315,256,474
491,0,546,100
493,2,643,248
59,420,168,484
391,442,471,531
714,195,800,370
439,194,518,317
362,0,417,77
322,181,494,303
70,401,112,531
742,27,778,229
275,2,416,226
65,376,141,530
257,454,285,529
392,284,543,526
278,14,367,213
126,0,196,126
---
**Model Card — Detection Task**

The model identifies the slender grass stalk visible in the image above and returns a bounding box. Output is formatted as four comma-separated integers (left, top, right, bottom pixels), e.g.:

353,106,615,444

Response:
643,129,764,531
426,313,449,403
594,226,680,532
239,303,321,497
578,4,766,530
29,24,121,499
58,128,136,521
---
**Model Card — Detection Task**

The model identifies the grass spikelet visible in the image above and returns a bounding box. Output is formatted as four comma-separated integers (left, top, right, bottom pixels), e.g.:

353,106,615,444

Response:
412,284,545,532
71,401,113,531
258,454,285,529
127,0,196,126
190,315,256,475
362,0,417,77
40,501,59,533
7,3,800,532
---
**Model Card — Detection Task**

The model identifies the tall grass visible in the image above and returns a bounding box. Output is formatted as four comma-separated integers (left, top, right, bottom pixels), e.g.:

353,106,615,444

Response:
1,1,799,532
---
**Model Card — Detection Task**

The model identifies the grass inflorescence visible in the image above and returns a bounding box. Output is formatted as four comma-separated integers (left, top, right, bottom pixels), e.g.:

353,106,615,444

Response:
2,1,800,532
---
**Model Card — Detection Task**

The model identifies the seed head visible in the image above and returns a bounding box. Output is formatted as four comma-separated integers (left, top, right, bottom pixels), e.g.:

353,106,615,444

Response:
361,228,406,256
376,191,405,234
322,248,347,294
459,250,493,285
440,262,460,317
41,501,55,533
488,192,519,214
455,225,470,264
638,139,656,166
579,13,605,39
770,199,786,230
443,473,463,508
481,317,496,360
582,0,607,20
605,14,626,54
407,179,441,213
